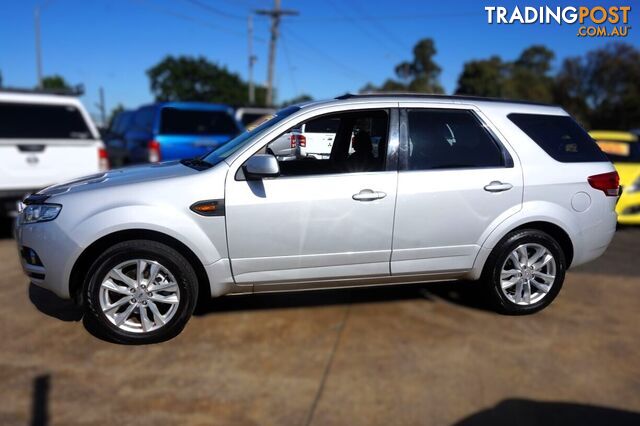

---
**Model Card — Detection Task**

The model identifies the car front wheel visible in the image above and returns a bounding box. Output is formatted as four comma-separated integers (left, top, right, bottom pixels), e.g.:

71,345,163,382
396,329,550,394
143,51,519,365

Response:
84,240,198,344
483,229,566,314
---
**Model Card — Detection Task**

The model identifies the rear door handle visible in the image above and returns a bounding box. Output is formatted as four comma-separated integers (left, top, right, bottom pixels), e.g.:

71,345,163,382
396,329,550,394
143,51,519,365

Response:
352,189,387,201
484,181,513,193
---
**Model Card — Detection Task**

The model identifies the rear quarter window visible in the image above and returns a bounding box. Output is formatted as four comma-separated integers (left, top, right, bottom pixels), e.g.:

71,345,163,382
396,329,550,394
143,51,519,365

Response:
508,113,608,163
0,102,93,139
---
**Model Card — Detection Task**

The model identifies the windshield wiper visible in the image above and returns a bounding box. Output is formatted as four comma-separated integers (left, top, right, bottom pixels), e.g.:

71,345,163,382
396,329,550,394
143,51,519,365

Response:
180,158,213,171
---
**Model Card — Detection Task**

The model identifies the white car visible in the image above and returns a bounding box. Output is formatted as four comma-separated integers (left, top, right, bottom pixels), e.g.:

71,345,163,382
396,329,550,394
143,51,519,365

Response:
15,94,618,344
295,117,340,159
0,89,107,218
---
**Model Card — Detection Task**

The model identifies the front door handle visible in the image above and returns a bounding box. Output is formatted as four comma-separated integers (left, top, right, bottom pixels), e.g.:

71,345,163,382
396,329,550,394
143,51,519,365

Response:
352,189,387,201
484,181,513,193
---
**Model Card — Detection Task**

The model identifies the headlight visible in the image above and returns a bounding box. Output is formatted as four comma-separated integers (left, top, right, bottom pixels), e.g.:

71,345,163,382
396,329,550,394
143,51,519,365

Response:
21,204,62,224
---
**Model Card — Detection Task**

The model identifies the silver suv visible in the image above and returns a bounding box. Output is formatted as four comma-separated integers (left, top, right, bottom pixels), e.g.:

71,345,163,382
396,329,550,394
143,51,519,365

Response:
16,94,619,344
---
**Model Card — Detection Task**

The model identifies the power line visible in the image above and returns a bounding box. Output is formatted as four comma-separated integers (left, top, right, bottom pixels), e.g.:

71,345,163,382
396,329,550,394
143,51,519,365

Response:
131,0,265,42
283,27,371,83
324,0,401,59
293,12,478,22
347,0,406,50
280,33,298,97
182,0,245,20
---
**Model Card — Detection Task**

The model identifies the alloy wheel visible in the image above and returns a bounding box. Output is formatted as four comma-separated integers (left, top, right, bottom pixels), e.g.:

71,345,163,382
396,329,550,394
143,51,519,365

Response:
500,243,556,305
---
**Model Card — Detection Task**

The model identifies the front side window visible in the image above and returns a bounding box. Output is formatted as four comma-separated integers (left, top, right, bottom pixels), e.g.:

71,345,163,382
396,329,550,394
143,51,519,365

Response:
407,109,505,170
0,102,92,139
261,109,390,177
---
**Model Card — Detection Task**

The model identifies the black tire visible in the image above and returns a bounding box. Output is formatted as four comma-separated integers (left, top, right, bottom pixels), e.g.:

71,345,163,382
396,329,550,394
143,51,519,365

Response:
482,229,566,315
84,240,198,344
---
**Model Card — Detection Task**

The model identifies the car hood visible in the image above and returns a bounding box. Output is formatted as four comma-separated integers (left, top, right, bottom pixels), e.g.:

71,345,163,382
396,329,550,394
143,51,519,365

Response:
39,160,199,197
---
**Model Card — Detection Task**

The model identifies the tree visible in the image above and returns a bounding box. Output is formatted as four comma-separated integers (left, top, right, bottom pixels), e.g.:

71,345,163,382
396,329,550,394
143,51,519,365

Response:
147,55,267,106
455,56,506,97
41,74,72,91
281,94,313,107
555,43,640,129
361,38,444,94
455,46,555,103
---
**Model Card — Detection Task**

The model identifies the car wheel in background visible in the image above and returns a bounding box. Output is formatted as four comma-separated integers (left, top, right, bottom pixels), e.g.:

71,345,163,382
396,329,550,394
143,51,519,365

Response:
84,240,198,344
482,229,566,315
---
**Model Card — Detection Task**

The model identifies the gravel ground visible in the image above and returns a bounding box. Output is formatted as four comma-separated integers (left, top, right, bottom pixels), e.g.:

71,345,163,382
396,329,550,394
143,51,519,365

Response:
0,224,638,425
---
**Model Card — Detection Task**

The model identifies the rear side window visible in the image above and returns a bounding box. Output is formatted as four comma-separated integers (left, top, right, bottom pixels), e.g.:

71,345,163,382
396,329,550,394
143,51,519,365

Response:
160,108,239,135
0,102,92,139
508,113,608,163
407,109,506,170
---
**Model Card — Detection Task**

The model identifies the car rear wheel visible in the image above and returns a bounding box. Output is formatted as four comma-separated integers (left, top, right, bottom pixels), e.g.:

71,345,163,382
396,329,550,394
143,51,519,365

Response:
482,229,566,314
85,240,198,344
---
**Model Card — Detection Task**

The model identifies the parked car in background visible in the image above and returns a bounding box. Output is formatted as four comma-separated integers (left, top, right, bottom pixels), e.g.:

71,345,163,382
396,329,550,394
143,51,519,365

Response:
15,94,618,344
0,89,107,218
125,102,243,164
590,130,640,225
103,110,134,168
235,107,275,129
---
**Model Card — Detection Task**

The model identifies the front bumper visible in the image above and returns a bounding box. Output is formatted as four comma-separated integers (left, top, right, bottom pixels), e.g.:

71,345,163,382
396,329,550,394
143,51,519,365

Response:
15,219,82,299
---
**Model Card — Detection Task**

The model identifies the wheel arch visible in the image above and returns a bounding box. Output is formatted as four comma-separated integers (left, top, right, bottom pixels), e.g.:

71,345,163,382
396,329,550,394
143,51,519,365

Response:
509,221,574,267
69,229,211,305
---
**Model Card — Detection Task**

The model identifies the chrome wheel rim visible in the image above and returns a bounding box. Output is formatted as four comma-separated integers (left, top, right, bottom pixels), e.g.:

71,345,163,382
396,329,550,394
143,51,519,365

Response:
99,259,180,333
500,243,556,305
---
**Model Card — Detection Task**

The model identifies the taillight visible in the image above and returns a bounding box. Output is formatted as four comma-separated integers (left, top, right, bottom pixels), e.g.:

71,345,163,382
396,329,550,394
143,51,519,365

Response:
588,171,620,196
290,133,306,148
148,140,161,163
98,147,109,171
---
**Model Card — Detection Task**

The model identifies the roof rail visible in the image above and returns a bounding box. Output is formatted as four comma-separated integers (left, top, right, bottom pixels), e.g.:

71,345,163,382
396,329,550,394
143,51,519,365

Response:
335,92,555,107
0,85,85,97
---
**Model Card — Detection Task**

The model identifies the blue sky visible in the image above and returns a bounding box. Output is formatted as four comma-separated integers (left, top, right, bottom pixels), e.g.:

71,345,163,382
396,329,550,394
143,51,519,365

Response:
1,0,637,122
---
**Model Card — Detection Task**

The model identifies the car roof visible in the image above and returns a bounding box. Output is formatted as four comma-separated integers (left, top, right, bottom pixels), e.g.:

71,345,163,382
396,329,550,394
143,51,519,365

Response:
0,90,84,106
292,92,567,116
589,130,638,143
140,101,234,112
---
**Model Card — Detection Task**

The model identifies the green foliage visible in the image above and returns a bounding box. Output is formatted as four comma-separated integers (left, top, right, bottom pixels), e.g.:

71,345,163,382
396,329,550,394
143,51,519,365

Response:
147,55,267,106
456,43,640,129
455,45,555,103
41,74,71,91
362,38,444,94
555,43,640,129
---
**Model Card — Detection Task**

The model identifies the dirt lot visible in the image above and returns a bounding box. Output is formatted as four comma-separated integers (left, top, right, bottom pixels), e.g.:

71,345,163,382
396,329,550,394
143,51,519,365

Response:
0,223,639,425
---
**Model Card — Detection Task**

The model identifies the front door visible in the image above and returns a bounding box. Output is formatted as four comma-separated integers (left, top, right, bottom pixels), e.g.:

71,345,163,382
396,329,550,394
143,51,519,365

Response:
225,108,398,286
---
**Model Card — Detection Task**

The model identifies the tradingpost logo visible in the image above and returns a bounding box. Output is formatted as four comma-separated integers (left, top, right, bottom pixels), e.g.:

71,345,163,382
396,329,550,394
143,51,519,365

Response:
485,5,632,37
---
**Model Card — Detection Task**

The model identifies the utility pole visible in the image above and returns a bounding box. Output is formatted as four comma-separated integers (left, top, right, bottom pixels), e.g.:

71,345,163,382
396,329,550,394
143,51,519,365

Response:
34,5,43,88
95,87,106,127
256,0,298,106
248,15,256,105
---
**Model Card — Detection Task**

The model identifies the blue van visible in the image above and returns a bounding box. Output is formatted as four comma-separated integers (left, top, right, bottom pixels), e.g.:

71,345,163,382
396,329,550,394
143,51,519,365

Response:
124,102,243,163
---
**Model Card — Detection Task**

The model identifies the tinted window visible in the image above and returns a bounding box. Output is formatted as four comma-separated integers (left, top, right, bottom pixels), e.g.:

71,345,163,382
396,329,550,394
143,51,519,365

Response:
305,117,340,133
160,108,239,135
509,113,608,163
407,109,505,170
134,106,155,131
0,102,92,139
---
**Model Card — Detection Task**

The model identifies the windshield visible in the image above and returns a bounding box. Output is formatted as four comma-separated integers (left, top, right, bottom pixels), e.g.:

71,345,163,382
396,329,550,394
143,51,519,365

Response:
202,105,300,165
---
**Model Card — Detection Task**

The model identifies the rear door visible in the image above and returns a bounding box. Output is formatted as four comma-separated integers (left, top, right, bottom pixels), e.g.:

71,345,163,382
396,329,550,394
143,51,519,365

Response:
391,104,523,276
0,100,101,191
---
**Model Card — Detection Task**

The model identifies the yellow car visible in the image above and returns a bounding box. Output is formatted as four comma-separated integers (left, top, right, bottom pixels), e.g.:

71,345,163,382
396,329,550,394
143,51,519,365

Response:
590,130,640,225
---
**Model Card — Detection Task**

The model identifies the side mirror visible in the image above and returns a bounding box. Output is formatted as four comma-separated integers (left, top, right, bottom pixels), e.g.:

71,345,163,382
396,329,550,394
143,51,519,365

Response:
243,154,280,180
